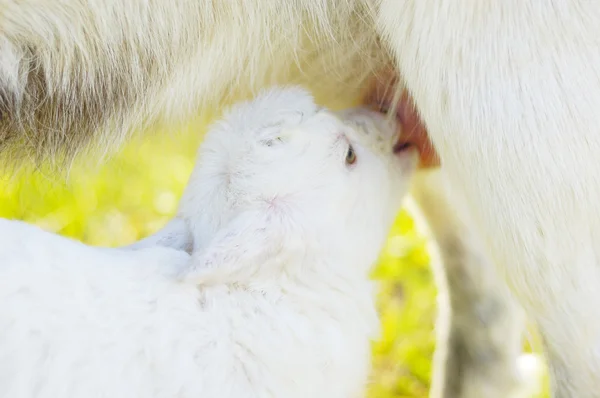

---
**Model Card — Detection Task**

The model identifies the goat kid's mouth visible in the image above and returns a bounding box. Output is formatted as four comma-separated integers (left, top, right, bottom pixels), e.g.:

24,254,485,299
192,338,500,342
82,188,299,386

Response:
364,73,441,169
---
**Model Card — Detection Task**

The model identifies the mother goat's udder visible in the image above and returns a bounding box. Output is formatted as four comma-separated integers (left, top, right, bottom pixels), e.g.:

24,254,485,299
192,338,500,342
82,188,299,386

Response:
363,72,441,169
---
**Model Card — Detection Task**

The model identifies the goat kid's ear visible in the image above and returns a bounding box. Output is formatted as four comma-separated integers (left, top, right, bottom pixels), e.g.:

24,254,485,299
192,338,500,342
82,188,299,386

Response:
125,218,193,253
176,208,298,285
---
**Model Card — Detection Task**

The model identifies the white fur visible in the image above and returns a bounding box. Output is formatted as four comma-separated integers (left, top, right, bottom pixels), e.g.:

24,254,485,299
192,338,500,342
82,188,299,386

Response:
377,1,600,395
0,87,418,398
3,0,586,395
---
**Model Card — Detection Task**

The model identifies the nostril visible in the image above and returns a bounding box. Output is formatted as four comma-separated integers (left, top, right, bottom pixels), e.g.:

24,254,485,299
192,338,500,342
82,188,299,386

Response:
393,142,413,154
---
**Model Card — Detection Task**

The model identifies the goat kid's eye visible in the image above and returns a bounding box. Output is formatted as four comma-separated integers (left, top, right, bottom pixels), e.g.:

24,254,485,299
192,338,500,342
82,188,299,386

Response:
345,145,357,165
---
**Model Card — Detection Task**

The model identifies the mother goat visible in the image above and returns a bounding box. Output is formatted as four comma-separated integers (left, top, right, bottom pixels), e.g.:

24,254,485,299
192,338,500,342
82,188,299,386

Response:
0,1,592,397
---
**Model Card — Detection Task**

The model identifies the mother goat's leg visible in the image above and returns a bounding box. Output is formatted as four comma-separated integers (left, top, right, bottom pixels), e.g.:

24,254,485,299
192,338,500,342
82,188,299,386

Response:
378,1,600,396
408,170,531,398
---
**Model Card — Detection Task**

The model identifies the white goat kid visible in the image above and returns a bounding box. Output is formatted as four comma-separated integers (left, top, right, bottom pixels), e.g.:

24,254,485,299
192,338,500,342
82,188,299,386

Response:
0,87,418,398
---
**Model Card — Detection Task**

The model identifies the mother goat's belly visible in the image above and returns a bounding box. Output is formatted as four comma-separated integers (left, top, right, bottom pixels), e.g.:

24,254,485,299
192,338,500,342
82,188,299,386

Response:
377,0,600,304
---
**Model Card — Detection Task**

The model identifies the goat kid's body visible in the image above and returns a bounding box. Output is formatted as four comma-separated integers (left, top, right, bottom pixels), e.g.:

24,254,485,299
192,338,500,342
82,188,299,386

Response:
0,220,376,398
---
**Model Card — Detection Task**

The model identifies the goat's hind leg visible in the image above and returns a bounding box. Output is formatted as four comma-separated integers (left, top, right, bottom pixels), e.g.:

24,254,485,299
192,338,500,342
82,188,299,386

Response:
408,169,539,398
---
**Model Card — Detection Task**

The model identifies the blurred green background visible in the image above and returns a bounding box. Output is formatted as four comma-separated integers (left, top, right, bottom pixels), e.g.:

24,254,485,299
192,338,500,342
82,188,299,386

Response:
0,111,547,397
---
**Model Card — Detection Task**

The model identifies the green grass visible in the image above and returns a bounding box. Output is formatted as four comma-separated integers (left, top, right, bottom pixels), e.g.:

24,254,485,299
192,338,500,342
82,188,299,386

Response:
0,115,548,397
